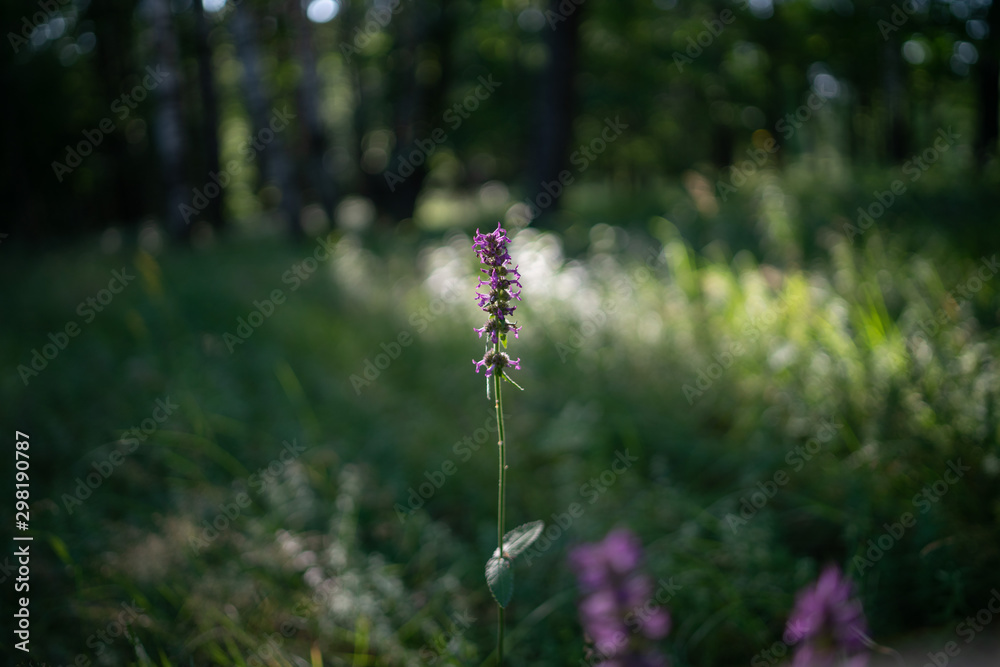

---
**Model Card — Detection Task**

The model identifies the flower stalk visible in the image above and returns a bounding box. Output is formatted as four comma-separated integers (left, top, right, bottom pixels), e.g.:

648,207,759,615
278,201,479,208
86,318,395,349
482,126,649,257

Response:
472,222,541,665
494,366,506,663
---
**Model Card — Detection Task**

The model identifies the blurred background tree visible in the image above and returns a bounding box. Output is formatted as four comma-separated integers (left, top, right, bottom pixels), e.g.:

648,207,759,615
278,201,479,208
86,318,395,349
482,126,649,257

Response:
2,0,997,244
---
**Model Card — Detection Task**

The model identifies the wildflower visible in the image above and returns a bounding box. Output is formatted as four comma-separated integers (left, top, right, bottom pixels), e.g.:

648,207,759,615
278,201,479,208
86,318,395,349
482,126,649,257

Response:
569,529,670,667
472,222,522,377
786,565,869,667
472,222,538,667
473,348,521,378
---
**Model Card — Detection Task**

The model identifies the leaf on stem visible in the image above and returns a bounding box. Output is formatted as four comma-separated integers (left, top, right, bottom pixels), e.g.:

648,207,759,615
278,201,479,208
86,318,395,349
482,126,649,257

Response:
502,373,524,391
493,520,545,560
485,554,514,608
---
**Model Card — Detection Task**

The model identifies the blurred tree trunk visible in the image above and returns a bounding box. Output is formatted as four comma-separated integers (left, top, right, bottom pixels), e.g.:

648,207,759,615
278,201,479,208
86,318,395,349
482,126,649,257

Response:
1,68,31,236
710,113,734,168
339,0,370,201
92,0,143,230
193,0,224,231
976,0,999,165
382,6,422,222
528,0,582,228
290,0,337,221
381,0,454,223
976,58,999,164
710,0,735,167
150,0,190,240
231,0,302,236
883,43,909,163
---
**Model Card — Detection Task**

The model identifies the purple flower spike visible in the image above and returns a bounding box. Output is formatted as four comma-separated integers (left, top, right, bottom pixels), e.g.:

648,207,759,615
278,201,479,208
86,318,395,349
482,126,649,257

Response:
569,529,671,667
786,565,870,667
473,349,520,378
472,222,522,378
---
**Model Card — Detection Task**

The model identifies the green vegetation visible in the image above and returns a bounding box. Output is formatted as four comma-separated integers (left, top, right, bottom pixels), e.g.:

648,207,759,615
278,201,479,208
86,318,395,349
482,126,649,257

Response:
4,166,999,664
5,0,1000,661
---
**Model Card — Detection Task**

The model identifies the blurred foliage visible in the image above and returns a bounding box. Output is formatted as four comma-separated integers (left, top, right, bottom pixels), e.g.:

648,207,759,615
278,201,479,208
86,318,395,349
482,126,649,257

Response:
2,165,999,663
2,0,999,238
3,0,1000,663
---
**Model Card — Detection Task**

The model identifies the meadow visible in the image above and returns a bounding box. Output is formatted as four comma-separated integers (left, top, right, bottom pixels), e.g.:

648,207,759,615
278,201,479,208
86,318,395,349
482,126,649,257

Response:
3,159,1000,665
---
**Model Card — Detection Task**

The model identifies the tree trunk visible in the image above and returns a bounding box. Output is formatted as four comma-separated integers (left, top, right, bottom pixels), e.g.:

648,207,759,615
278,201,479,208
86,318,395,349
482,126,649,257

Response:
883,43,909,163
91,0,144,231
976,57,999,164
710,118,734,168
150,0,190,240
528,0,582,228
290,0,337,221
381,0,454,222
231,0,302,236
976,0,999,165
193,0,224,231
340,0,370,201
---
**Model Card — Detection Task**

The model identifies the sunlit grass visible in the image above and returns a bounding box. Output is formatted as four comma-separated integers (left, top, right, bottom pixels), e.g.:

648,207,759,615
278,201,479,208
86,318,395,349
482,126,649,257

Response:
2,171,999,664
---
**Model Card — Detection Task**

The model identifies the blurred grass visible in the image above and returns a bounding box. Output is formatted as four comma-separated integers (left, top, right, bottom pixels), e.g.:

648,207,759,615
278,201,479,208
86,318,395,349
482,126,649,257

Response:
2,166,1000,665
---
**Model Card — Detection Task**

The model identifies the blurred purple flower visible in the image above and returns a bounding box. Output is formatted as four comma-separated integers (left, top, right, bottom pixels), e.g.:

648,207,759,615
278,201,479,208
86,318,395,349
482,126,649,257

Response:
569,529,670,667
472,222,522,377
786,565,869,667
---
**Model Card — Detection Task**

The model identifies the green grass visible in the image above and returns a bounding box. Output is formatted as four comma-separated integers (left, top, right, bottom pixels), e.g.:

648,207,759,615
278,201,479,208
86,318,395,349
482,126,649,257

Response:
2,169,1000,665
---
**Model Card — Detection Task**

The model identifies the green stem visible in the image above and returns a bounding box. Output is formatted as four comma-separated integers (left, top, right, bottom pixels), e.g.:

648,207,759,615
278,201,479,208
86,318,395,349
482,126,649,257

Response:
494,340,507,666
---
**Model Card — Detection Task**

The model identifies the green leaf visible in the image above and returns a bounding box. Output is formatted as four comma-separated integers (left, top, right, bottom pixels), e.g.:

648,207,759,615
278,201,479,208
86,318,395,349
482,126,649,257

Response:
485,554,513,607
502,372,524,391
500,333,508,349
495,520,545,560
